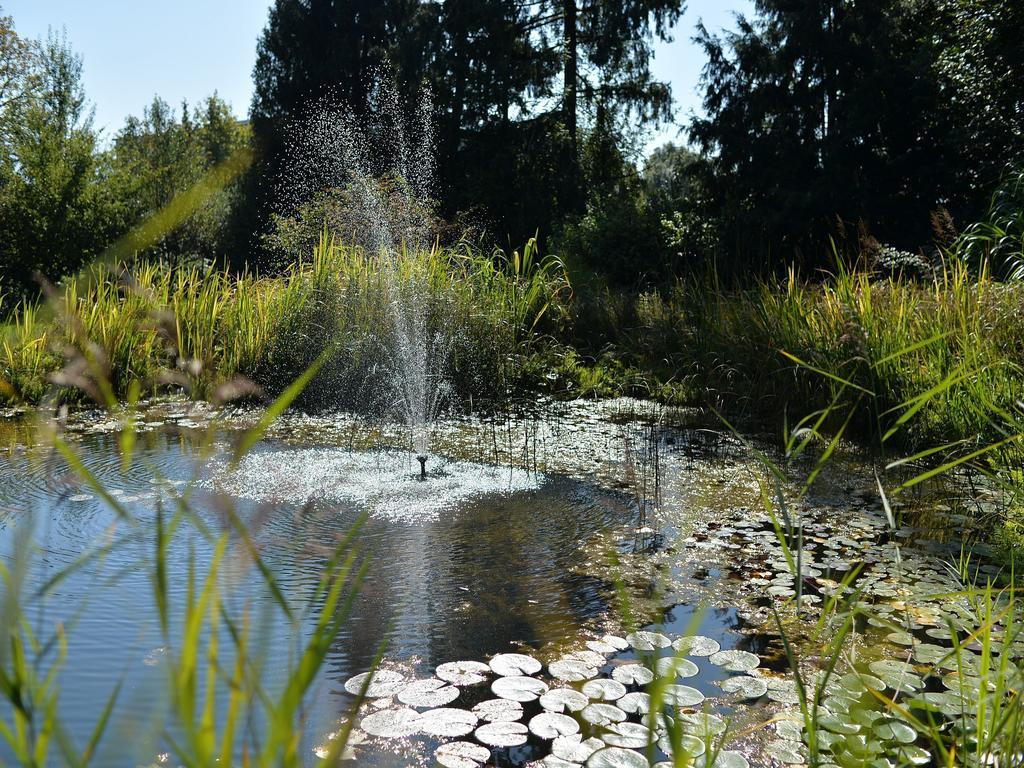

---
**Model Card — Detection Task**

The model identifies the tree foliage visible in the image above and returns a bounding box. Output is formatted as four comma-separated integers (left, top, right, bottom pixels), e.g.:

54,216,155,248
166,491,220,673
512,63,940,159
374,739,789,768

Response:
0,27,114,298
690,0,1024,272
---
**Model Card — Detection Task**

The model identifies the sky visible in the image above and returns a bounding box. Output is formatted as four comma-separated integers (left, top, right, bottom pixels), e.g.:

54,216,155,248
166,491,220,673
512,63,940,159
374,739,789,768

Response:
6,0,754,154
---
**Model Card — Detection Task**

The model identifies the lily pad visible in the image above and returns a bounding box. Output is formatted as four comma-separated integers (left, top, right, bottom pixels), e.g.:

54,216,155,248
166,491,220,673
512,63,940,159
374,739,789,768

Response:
678,712,727,736
472,698,523,722
344,670,406,698
626,631,671,651
656,733,705,758
587,640,619,655
435,741,491,768
529,712,580,739
541,688,590,713
708,650,760,672
873,718,917,744
569,650,608,668
654,656,699,679
397,678,460,708
611,664,654,686
601,635,629,651
474,721,529,747
662,684,705,707
764,739,805,764
601,722,652,749
489,653,542,676
586,746,648,768
552,735,605,762
721,675,768,699
582,678,627,701
581,703,627,725
436,661,490,686
713,751,750,768
360,707,421,738
415,707,478,737
550,659,598,682
491,675,549,702
672,635,721,657
617,692,650,715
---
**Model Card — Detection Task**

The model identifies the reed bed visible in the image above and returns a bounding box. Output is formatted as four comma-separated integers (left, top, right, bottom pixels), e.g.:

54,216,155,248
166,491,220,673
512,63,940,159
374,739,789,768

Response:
0,237,568,409
604,261,1024,450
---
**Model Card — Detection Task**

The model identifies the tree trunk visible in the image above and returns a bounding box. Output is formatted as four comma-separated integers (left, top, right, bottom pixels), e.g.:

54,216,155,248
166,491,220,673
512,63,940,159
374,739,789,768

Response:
562,0,579,209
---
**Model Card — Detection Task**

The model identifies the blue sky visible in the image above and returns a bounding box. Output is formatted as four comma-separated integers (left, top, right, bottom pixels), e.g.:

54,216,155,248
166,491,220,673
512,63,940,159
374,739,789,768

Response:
6,0,753,153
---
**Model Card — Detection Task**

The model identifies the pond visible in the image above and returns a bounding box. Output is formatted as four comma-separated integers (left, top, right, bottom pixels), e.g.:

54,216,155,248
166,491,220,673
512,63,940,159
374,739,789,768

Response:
0,398,1018,767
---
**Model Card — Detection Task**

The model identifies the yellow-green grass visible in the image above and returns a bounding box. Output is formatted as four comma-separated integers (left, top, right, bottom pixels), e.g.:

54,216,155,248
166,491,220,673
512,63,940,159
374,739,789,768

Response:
0,236,568,408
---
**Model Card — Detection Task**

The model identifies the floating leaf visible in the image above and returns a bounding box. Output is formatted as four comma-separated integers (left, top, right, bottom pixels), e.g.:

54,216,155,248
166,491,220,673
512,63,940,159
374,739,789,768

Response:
415,708,478,737
582,678,627,701
654,657,699,679
360,707,421,738
472,698,523,722
553,735,606,762
586,746,648,768
491,675,548,702
712,751,750,768
541,688,589,713
874,718,917,744
587,640,619,655
436,661,490,686
626,631,670,651
435,741,491,768
678,712,726,736
550,659,598,682
611,664,654,686
657,733,705,758
601,722,652,749
708,650,760,672
581,703,627,725
721,676,767,699
617,692,650,715
764,740,805,764
663,684,705,707
344,670,406,698
571,649,608,667
529,712,580,739
397,678,460,708
489,653,542,676
671,635,721,657
474,721,529,747
601,635,629,650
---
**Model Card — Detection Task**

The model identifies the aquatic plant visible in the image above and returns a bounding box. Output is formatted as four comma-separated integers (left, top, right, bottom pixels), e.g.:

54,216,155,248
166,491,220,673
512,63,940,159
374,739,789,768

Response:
0,236,569,413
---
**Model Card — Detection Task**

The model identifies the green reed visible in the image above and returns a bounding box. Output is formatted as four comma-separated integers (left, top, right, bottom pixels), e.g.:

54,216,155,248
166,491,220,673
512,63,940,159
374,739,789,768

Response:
0,234,569,409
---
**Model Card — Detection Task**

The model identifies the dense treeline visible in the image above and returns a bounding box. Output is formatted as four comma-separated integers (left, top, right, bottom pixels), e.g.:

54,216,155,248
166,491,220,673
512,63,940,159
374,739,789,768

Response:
1,0,1023,300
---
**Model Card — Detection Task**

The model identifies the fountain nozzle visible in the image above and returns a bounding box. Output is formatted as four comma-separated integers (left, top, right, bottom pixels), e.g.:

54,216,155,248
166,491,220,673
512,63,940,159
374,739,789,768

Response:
416,454,428,480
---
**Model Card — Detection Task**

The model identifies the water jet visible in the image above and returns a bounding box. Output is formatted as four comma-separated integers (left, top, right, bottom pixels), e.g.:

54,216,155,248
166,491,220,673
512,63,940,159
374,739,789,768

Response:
416,454,428,480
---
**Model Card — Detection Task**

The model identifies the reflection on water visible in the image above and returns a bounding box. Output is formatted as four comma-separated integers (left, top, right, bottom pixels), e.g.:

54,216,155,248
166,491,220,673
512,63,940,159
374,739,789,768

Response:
0,422,636,766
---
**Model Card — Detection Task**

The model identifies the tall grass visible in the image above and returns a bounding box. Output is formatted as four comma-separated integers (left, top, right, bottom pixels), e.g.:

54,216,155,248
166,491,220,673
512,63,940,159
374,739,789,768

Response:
0,236,568,410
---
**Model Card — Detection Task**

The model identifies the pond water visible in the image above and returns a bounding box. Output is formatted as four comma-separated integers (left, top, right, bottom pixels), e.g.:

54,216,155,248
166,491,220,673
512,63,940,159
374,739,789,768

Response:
0,398,1017,767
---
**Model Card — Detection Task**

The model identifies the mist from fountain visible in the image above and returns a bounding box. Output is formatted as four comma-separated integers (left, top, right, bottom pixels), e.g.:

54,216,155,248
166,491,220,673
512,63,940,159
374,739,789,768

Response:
279,75,451,463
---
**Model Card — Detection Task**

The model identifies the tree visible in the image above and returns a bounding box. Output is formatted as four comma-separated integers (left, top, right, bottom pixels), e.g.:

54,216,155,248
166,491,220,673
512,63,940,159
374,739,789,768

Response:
931,0,1024,210
107,94,250,263
529,0,685,211
0,28,115,298
691,0,951,270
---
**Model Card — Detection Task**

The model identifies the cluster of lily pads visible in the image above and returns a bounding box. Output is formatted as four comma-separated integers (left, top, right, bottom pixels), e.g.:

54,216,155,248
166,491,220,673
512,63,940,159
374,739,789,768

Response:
337,631,769,768
688,495,1024,766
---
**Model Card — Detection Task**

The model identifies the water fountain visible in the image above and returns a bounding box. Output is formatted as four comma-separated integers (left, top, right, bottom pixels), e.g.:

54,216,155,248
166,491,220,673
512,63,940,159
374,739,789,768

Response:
280,74,449,467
